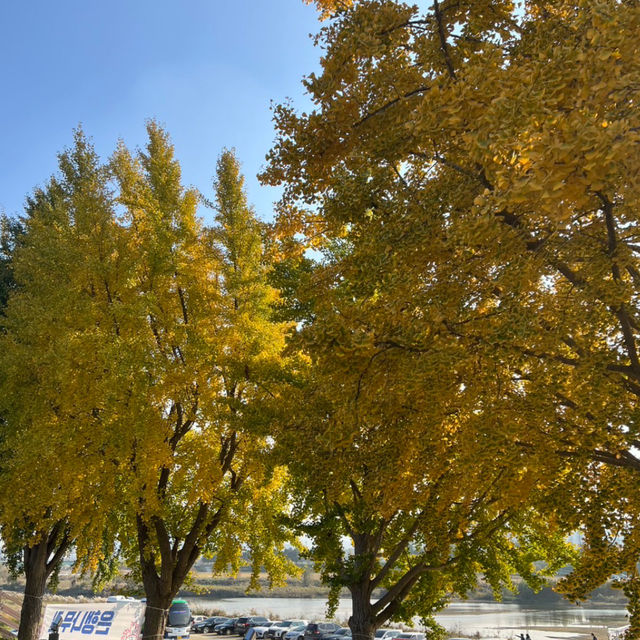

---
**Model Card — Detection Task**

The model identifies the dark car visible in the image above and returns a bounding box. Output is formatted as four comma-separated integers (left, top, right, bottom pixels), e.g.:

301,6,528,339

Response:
191,621,203,633
191,616,224,633
323,629,352,640
216,619,238,636
234,619,252,636
197,618,230,634
304,623,342,640
235,618,270,636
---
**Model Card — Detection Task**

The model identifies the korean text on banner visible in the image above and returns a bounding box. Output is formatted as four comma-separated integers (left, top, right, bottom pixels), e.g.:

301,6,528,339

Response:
40,601,146,640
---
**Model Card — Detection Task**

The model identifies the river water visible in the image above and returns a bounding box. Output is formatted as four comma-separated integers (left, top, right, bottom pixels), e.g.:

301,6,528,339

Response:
189,597,629,640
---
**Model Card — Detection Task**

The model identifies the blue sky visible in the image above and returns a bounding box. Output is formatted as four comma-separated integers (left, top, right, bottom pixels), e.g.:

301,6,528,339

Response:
0,1,322,223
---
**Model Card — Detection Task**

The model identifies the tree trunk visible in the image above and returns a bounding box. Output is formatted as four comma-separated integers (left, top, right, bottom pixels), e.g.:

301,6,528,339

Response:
139,550,173,640
18,542,50,640
18,525,71,640
137,506,216,640
349,583,376,640
141,591,172,640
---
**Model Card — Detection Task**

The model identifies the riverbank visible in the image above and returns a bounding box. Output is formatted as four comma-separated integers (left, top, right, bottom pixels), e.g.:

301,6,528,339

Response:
186,597,628,640
0,567,627,608
0,591,627,640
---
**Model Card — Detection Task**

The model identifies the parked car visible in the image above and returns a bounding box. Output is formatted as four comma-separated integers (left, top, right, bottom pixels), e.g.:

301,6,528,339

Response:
191,617,207,631
249,618,271,628
283,626,307,640
235,619,252,636
389,633,424,640
268,622,309,639
235,618,271,636
203,618,231,634
254,623,282,639
247,618,271,633
215,619,238,635
374,631,395,640
323,628,352,640
304,623,342,640
192,617,228,634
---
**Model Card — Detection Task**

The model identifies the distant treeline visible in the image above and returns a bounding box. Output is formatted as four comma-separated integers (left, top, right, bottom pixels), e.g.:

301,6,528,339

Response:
466,580,628,607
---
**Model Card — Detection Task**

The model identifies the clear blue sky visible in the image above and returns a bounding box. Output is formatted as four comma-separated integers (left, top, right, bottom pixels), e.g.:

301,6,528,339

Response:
0,1,322,222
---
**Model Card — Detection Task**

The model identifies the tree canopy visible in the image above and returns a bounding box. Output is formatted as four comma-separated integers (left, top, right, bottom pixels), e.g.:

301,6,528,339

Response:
2,1,639,637
0,131,125,640
264,0,640,635
0,127,295,640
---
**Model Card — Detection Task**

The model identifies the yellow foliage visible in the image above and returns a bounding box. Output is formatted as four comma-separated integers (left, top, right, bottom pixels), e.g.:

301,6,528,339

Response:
0,127,296,614
304,0,355,19
273,0,640,626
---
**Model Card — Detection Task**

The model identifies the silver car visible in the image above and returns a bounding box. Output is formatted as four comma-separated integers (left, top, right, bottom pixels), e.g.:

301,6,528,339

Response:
283,626,307,640
268,622,309,640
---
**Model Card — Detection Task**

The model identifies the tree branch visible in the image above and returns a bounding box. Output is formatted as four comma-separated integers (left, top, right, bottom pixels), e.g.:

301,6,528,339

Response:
371,513,422,590
432,0,456,79
354,87,430,128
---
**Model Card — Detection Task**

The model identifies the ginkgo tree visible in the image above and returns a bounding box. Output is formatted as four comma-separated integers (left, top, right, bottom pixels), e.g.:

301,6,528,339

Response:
0,215,22,311
272,233,575,640
109,132,295,638
264,0,640,636
0,132,126,640
102,129,295,639
0,126,295,640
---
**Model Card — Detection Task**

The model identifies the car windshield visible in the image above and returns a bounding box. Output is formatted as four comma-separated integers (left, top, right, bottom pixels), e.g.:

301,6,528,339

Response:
168,603,190,627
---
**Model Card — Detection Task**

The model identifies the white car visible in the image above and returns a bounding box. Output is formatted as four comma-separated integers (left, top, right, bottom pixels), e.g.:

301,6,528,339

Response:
269,622,309,640
389,633,425,640
375,632,398,640
283,626,307,640
254,623,282,639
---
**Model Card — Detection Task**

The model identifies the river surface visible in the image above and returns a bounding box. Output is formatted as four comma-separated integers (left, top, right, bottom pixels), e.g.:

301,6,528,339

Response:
189,597,629,640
